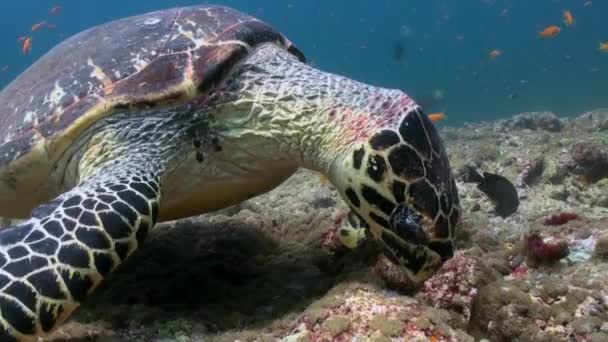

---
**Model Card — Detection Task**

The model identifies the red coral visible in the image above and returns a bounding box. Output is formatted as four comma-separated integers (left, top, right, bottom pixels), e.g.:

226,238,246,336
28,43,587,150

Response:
508,263,528,280
543,212,579,226
320,211,350,253
524,233,569,262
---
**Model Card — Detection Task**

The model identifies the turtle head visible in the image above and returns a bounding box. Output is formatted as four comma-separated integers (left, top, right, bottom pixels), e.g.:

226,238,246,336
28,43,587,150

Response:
326,97,461,284
208,44,460,282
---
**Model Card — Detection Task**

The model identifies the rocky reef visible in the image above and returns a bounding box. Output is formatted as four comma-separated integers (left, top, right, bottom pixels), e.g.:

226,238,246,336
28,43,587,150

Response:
38,109,608,341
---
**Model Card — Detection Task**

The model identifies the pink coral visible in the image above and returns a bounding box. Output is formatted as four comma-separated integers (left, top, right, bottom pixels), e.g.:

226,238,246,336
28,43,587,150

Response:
420,253,479,321
524,233,569,263
506,263,528,280
320,210,350,254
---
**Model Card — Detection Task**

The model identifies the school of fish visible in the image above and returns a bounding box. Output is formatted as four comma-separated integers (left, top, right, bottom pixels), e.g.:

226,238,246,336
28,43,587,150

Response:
17,5,61,56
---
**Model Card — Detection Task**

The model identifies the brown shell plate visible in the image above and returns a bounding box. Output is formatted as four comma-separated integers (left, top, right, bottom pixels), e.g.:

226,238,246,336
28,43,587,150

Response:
0,5,305,168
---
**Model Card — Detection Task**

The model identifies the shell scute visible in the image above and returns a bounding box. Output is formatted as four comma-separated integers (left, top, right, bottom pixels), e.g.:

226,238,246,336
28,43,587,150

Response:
110,52,190,100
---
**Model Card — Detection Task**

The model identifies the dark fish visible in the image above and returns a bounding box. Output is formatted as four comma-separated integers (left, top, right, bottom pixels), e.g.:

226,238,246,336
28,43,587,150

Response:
393,40,406,62
388,204,429,244
462,165,519,218
508,92,519,100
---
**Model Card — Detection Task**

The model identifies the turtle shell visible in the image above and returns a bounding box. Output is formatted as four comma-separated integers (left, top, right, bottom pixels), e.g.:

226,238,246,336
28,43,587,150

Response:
0,5,304,182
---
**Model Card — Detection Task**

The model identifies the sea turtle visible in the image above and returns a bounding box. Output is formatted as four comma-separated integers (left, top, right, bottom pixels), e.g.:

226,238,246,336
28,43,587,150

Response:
0,5,460,340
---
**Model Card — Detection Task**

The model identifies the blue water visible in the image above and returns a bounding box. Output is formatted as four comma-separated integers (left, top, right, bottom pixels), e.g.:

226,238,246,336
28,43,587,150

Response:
0,0,606,124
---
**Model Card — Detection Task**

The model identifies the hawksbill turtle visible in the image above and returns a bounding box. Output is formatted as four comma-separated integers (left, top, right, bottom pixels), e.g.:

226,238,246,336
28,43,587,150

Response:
0,5,460,340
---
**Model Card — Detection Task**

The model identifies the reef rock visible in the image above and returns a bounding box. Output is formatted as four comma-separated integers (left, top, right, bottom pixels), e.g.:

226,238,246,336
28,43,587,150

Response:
498,111,564,132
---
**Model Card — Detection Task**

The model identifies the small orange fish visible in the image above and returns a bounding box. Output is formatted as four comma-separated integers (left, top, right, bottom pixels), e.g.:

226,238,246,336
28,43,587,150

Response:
599,41,608,52
489,49,502,60
563,10,574,27
31,21,46,32
428,113,447,123
21,37,32,54
50,5,62,15
538,25,560,38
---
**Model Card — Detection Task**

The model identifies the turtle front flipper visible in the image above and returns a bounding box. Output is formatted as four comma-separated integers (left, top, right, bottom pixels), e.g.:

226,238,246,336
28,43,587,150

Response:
0,156,161,340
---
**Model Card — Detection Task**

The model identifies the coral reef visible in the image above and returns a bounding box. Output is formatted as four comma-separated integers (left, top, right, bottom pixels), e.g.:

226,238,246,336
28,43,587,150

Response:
543,212,580,226
568,142,608,183
29,109,608,342
517,156,545,187
497,111,564,132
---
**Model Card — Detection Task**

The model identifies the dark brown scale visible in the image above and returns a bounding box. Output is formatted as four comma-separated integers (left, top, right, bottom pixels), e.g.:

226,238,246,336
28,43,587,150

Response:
64,207,83,220
39,301,62,333
43,220,64,237
0,296,35,335
112,202,137,226
115,241,130,261
27,270,66,300
387,145,425,179
369,212,390,229
79,211,98,226
352,147,365,169
433,215,451,239
99,211,132,239
391,180,407,203
345,188,360,208
368,130,400,150
408,181,440,219
24,230,45,243
57,244,90,268
366,154,387,182
30,238,59,255
76,227,111,249
60,269,93,302
116,190,149,215
5,281,37,312
4,257,48,278
398,109,432,160
361,185,394,216
417,108,443,155
93,252,114,276
7,246,28,259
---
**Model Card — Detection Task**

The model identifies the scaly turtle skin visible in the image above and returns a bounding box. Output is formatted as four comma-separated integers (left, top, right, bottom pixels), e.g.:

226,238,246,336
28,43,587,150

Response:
0,5,459,340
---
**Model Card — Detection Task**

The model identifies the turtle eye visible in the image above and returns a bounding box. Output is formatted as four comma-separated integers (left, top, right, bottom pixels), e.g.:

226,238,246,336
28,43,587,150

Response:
388,204,428,245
